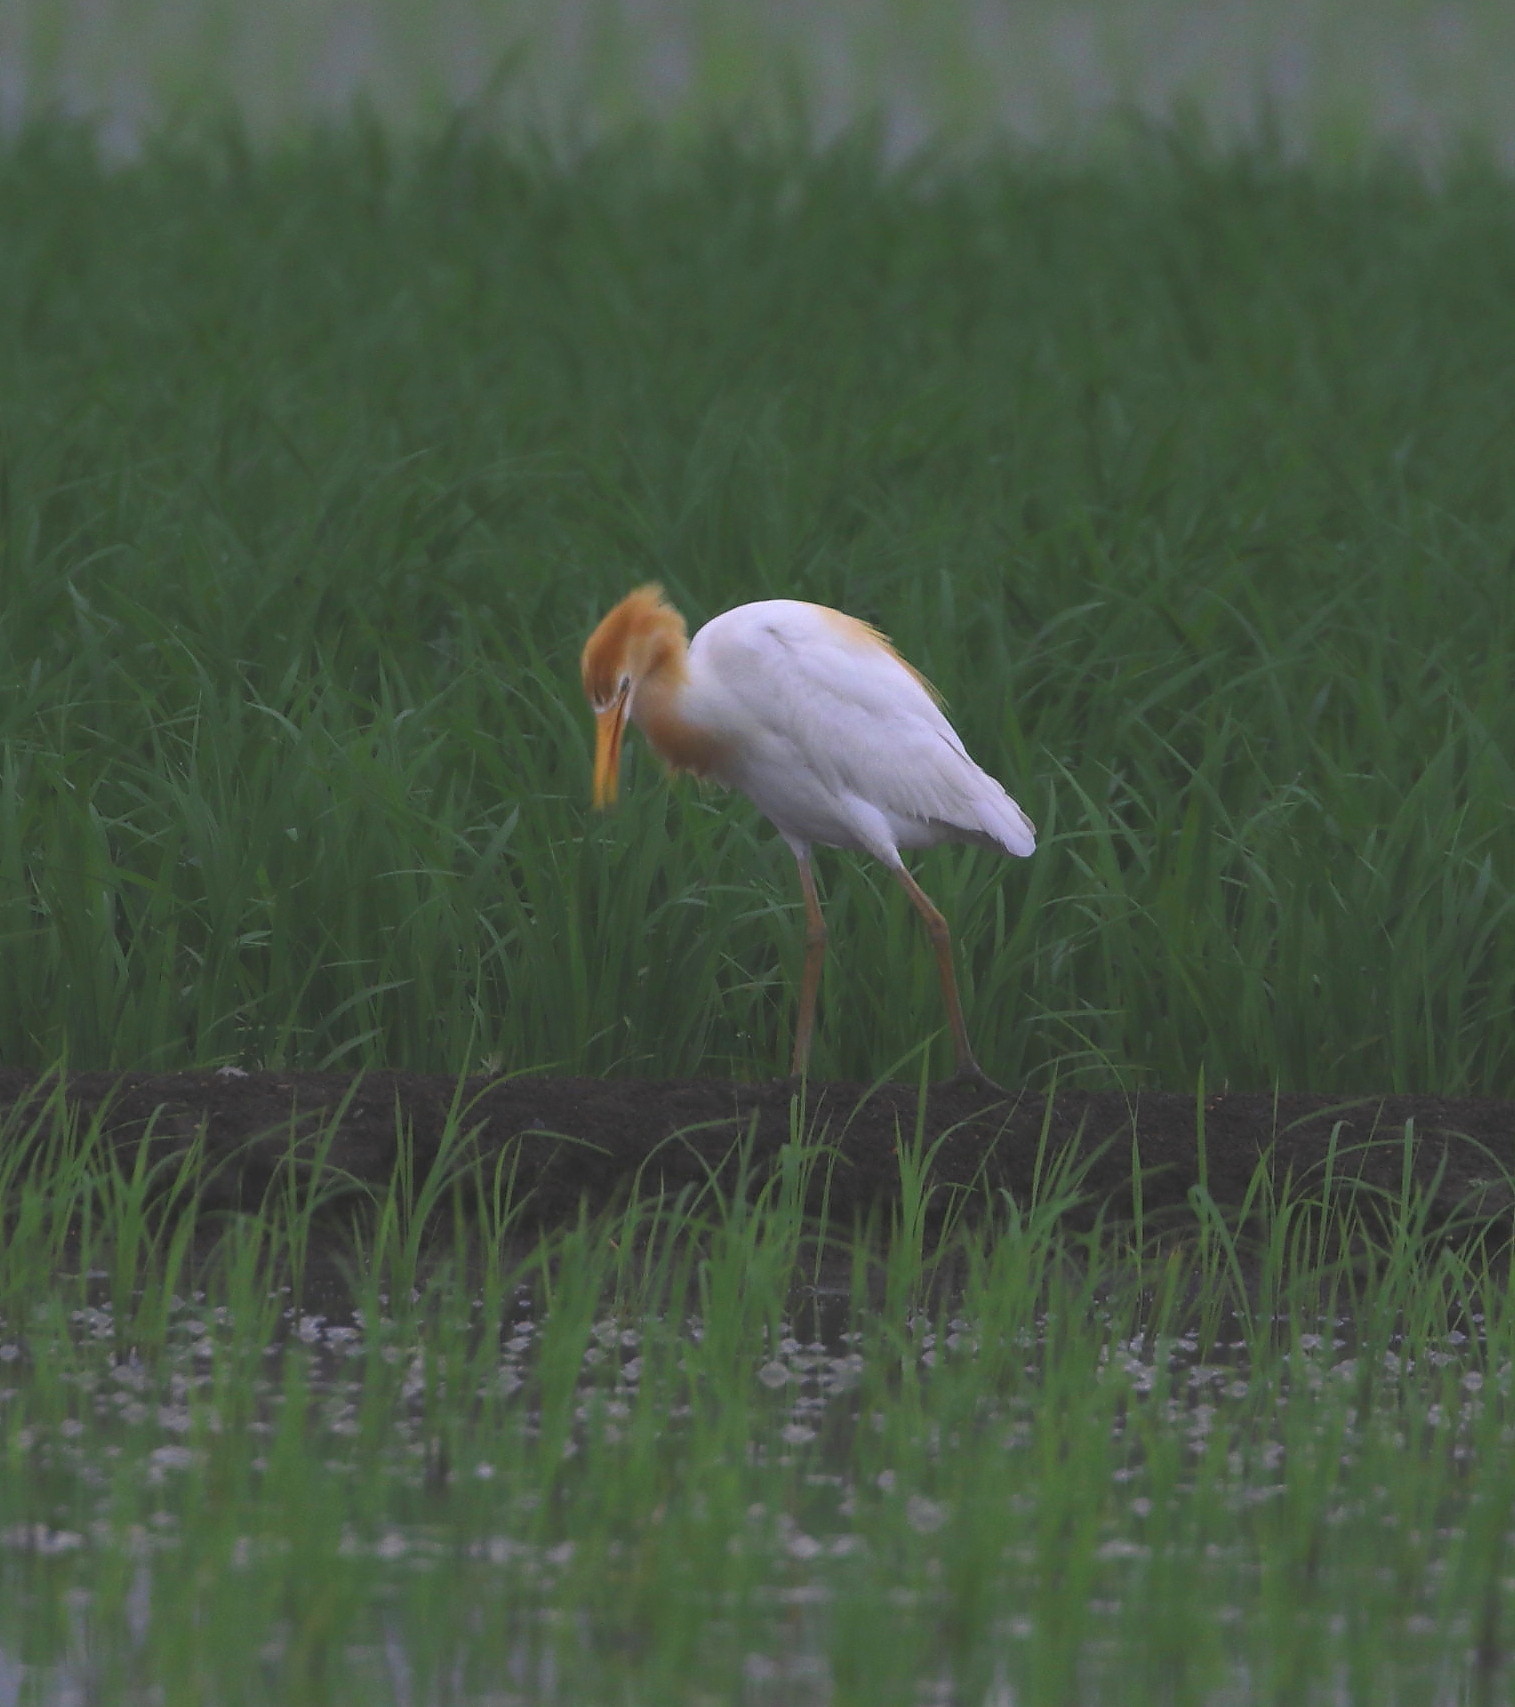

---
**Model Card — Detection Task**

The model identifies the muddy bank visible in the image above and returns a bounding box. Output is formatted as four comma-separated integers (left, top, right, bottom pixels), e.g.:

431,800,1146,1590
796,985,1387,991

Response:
3,1069,1513,1242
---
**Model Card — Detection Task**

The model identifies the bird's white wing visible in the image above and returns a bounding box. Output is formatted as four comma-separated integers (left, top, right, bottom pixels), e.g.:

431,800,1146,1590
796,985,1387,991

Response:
687,601,1035,860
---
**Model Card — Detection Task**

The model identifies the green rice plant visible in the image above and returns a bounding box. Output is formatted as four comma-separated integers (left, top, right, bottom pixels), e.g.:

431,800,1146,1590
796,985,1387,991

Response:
0,1080,94,1302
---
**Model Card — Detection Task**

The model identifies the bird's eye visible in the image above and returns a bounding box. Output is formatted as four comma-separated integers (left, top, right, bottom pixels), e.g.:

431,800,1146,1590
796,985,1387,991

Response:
591,677,630,715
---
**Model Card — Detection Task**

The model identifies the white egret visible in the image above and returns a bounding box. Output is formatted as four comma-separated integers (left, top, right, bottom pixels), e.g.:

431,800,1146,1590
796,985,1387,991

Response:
581,585,1035,1079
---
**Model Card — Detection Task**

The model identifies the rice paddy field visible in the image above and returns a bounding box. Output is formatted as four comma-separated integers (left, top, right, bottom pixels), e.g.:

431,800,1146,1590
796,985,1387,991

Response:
6,5,1515,1695
3,1091,1515,1705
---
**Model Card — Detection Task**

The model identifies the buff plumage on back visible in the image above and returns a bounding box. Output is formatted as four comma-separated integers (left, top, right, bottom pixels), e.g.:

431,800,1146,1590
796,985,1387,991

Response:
814,606,945,706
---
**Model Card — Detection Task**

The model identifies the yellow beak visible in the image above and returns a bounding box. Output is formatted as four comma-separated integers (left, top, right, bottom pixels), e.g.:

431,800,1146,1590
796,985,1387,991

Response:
592,699,628,809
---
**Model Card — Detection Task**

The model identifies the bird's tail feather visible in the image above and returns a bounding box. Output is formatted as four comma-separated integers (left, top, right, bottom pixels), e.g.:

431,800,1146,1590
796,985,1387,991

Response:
976,790,1037,858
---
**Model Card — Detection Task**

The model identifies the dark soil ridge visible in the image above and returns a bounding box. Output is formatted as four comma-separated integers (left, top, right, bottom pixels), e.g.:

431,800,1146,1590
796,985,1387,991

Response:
4,1069,1515,1242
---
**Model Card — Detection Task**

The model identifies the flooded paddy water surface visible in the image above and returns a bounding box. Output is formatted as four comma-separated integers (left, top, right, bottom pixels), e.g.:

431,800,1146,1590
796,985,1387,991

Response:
2,1074,1515,1703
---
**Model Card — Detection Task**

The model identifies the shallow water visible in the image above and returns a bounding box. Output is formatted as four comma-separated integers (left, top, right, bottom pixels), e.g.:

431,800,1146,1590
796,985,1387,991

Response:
8,0,1515,166
1,1281,1506,1704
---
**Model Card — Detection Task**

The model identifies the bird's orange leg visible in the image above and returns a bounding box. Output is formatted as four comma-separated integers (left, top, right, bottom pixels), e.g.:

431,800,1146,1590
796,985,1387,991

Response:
892,866,997,1086
790,851,827,1077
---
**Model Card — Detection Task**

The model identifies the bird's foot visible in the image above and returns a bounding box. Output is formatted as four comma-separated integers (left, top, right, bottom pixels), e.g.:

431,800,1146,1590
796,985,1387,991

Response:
946,1060,1009,1098
782,1066,820,1100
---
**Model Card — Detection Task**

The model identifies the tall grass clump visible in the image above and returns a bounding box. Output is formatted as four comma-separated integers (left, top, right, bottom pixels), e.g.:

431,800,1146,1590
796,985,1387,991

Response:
1,123,1513,1087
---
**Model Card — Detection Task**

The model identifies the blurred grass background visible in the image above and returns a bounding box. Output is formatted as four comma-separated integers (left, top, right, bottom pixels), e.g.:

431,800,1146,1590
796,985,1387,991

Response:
1,4,1514,1088
2,125,1513,1089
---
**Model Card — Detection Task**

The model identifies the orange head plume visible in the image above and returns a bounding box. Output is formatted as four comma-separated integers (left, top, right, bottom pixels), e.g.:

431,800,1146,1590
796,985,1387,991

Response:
580,585,688,808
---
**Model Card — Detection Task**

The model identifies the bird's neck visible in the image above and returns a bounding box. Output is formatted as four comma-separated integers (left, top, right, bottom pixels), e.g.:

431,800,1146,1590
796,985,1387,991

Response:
632,648,726,779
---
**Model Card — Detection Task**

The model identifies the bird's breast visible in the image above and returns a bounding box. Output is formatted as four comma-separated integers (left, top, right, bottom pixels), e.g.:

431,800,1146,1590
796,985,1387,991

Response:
632,676,730,780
